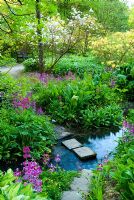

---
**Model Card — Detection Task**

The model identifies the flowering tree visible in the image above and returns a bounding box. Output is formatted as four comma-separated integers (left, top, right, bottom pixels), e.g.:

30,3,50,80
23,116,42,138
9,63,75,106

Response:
24,8,101,70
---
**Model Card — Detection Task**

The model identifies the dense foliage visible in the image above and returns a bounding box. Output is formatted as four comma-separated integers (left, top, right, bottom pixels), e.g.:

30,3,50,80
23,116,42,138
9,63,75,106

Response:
0,108,54,160
33,73,123,127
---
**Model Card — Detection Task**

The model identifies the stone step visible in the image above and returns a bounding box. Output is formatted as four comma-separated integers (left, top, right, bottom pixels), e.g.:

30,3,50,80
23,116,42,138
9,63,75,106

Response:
61,191,82,200
58,131,72,140
73,147,96,160
61,169,93,200
70,169,93,193
62,139,82,150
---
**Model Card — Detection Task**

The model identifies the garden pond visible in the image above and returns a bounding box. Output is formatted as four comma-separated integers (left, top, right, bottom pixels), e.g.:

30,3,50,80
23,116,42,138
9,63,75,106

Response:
53,127,123,170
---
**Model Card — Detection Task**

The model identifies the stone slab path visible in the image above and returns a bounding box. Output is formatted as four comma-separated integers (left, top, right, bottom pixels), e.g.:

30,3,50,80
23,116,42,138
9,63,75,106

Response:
62,139,82,150
73,147,96,160
61,169,93,200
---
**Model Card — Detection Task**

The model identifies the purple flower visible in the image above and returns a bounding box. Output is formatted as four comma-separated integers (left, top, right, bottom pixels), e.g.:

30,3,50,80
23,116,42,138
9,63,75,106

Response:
37,107,44,115
23,153,31,159
104,159,109,163
110,80,116,88
49,163,56,172
14,168,21,177
54,154,61,163
14,148,43,193
97,167,103,171
23,146,30,154
130,126,134,133
98,163,103,167
123,120,128,128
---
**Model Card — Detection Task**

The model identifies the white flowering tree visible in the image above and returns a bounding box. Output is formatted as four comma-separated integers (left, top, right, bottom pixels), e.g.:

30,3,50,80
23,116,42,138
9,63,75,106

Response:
42,8,101,69
18,7,101,70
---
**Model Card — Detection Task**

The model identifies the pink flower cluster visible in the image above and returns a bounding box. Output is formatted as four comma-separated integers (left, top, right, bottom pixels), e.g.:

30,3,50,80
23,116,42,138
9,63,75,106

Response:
13,96,43,115
14,148,61,193
23,146,31,159
13,97,31,109
64,71,75,80
123,120,134,134
30,71,75,84
23,160,42,192
14,146,43,192
43,153,61,172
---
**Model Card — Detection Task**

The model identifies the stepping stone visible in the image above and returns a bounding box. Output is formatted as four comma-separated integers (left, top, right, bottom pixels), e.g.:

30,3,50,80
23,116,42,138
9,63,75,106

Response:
81,169,93,178
73,147,96,160
71,170,93,193
62,139,82,150
70,177,89,192
61,191,82,200
58,131,72,140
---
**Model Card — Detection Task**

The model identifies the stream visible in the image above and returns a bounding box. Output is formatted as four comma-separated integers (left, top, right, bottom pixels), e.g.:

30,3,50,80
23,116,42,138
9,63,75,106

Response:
53,127,123,171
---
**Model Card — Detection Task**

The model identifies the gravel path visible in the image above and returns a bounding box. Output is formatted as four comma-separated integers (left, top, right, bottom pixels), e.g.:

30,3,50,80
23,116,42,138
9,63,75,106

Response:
0,64,24,78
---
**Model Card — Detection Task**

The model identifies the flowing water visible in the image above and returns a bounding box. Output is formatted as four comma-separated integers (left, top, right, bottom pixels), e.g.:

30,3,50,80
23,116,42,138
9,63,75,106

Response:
53,127,123,171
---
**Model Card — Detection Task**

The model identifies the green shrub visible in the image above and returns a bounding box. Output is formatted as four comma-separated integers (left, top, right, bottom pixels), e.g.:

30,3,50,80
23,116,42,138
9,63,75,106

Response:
33,74,122,128
0,169,47,200
53,55,103,77
0,56,16,67
82,104,123,128
23,58,38,72
114,63,134,100
0,108,54,160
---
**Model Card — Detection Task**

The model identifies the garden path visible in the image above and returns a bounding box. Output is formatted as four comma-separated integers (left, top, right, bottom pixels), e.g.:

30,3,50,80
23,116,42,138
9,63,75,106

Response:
0,64,24,78
61,169,92,200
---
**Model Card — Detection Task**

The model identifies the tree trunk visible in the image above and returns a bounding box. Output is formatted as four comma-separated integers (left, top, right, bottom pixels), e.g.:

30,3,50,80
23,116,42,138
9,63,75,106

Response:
35,0,44,73
83,30,89,56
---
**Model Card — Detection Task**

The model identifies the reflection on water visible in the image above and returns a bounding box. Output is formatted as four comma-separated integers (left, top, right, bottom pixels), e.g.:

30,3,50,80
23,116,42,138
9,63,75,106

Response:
53,127,123,171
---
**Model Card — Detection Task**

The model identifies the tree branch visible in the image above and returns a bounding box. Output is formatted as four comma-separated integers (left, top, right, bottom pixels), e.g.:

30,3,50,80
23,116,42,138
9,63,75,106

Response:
4,0,34,16
0,13,13,33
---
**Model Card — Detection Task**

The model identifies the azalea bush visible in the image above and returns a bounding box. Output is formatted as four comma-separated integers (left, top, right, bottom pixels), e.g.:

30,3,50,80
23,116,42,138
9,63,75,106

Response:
17,8,101,70
91,30,134,66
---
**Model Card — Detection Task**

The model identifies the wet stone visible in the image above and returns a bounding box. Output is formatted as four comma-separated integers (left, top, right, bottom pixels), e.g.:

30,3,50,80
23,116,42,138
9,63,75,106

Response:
62,139,82,150
57,131,73,140
61,191,82,200
73,147,96,160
